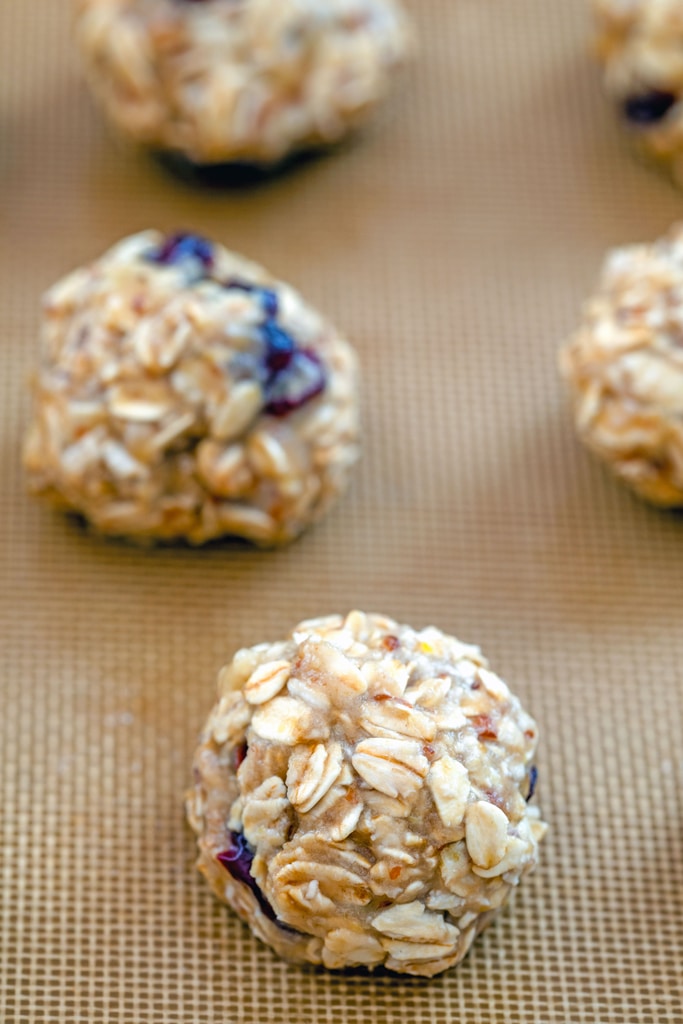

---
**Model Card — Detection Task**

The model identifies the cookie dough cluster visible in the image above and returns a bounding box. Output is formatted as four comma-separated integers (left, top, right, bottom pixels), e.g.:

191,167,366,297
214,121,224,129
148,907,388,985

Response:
187,612,546,977
74,0,411,166
23,231,360,545
593,0,683,180
561,223,683,506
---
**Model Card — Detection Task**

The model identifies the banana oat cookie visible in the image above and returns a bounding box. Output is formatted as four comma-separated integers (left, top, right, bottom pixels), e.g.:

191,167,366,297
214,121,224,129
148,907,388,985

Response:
560,223,683,506
186,612,546,977
23,231,360,545
593,0,683,182
73,0,412,168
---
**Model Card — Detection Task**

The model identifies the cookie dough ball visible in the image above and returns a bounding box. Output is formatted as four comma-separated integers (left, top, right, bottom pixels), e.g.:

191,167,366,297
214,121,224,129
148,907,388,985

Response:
73,0,411,167
186,611,546,977
23,231,360,545
593,0,683,180
560,224,683,506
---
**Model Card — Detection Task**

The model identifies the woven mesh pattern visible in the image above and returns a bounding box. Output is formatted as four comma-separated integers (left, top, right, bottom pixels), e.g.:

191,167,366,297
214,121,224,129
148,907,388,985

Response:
1,1,682,1021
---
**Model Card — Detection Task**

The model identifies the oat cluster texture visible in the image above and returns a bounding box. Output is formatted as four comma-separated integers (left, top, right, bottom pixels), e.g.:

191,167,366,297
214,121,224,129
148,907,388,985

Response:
593,0,683,182
187,612,546,977
23,230,360,546
2,1,683,1023
561,222,683,506
73,0,411,164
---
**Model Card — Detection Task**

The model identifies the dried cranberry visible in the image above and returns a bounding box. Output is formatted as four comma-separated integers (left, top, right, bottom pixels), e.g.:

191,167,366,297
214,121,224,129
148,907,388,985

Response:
261,321,296,373
217,832,253,887
261,289,279,319
150,232,214,270
225,279,279,318
234,742,248,771
216,831,277,922
222,278,326,417
265,349,326,416
623,90,677,126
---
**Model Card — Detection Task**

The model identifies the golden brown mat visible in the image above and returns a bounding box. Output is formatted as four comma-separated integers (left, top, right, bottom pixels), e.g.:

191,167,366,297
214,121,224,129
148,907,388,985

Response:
1,1,682,1020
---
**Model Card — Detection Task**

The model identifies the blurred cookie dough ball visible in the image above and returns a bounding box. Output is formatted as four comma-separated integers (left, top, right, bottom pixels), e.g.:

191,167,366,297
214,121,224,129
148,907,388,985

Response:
23,231,360,545
74,0,412,167
560,223,683,506
187,611,546,977
594,0,683,180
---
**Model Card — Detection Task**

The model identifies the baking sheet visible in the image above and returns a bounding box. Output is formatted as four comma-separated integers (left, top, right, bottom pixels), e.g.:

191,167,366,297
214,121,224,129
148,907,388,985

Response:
1,1,682,1021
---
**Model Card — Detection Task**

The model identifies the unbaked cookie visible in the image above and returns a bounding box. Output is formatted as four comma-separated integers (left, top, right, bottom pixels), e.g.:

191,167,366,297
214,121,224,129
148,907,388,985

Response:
186,611,546,977
74,0,412,168
560,223,683,506
23,231,360,545
593,0,683,181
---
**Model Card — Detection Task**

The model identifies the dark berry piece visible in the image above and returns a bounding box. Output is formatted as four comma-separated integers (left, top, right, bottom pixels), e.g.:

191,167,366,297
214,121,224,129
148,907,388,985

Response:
216,831,277,922
264,349,326,417
226,279,279,318
216,831,253,888
150,232,214,270
226,278,255,294
262,321,296,373
234,742,248,771
623,90,677,126
261,289,279,319
526,765,538,802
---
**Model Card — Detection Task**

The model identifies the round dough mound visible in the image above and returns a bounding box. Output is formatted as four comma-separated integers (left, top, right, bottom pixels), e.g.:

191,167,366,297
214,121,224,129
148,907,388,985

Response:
187,611,546,977
23,231,360,545
560,223,683,506
73,0,411,165
593,0,683,180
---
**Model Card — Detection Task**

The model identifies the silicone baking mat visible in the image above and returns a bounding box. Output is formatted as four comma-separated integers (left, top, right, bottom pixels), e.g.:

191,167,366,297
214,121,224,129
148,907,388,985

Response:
1,1,682,1021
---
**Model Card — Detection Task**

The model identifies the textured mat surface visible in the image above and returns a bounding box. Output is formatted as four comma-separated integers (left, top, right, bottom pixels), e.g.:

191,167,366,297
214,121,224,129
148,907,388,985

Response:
1,2,682,1021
